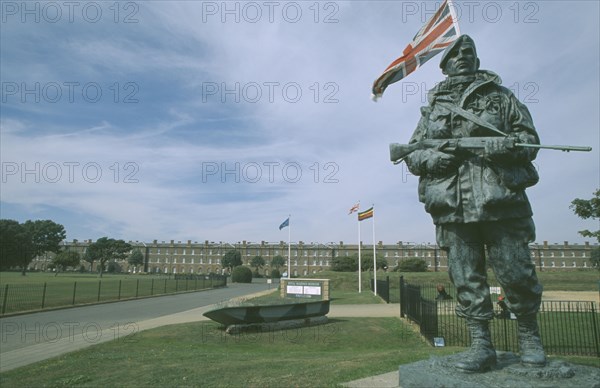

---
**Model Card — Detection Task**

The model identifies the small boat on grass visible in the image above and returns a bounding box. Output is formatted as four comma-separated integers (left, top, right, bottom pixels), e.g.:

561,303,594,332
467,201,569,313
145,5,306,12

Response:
203,299,330,326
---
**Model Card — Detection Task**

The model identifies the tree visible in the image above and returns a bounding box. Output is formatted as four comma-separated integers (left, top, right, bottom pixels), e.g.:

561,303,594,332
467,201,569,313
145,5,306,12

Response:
250,255,266,275
231,266,252,283
331,252,387,272
0,219,35,273
271,255,286,272
85,237,132,277
570,189,600,241
53,251,81,274
331,255,358,272
397,258,428,272
570,189,600,269
23,220,66,259
221,250,242,272
128,248,145,272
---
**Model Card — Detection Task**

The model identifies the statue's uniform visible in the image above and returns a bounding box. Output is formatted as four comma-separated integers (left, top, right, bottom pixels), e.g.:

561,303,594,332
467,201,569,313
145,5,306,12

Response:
405,70,543,320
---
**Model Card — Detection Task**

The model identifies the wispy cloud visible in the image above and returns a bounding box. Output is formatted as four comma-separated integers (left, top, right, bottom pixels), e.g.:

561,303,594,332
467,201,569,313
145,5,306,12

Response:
1,1,598,245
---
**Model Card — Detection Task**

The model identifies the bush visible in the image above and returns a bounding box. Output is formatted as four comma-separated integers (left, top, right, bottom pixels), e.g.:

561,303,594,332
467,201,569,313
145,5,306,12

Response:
331,254,388,272
270,269,281,279
231,266,253,283
396,258,428,272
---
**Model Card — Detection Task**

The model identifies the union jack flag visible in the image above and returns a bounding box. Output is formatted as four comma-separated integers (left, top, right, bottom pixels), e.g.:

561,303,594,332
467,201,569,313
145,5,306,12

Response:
372,0,460,100
348,203,360,215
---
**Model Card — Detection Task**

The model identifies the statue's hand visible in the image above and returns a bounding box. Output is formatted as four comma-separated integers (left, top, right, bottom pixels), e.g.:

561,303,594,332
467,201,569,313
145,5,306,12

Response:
484,137,515,161
425,151,459,175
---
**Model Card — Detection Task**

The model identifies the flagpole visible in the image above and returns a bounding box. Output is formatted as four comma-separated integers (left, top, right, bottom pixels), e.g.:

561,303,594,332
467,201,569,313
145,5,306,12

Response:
447,0,461,36
358,215,362,293
287,214,291,279
372,204,377,296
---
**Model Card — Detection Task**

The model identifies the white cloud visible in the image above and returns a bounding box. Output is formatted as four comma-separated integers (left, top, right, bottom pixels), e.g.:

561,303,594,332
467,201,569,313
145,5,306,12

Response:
1,1,598,246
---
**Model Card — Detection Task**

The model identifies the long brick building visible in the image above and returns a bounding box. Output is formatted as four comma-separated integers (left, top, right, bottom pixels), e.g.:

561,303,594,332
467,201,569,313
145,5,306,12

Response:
30,239,598,275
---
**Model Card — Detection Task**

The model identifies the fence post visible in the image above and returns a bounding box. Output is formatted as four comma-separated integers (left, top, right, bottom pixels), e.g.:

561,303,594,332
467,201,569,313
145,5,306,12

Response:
97,281,102,302
72,282,77,305
386,276,390,303
2,284,9,315
151,279,154,296
590,302,600,358
164,279,167,294
175,279,178,293
41,282,47,309
136,279,139,298
399,276,405,318
118,280,122,300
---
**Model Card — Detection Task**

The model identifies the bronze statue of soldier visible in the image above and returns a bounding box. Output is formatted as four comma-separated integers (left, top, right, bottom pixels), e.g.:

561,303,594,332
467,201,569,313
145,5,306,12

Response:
403,35,546,372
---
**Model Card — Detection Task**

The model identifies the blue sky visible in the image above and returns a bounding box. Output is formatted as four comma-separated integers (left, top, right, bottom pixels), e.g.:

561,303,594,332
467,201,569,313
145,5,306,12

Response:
1,1,598,246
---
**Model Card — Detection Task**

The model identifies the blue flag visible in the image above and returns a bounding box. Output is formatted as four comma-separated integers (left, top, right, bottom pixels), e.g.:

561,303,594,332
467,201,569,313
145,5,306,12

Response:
279,217,289,230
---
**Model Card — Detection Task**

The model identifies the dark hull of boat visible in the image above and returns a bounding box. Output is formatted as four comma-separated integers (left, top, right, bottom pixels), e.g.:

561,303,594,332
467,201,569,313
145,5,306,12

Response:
203,300,330,326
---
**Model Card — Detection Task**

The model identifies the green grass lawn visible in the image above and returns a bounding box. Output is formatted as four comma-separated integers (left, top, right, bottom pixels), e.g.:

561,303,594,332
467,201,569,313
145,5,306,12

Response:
0,316,596,387
1,271,597,386
0,317,463,387
0,272,222,315
306,269,599,294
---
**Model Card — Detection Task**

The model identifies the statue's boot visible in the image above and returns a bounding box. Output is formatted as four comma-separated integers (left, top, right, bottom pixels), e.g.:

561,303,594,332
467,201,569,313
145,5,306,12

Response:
455,319,497,372
518,316,546,367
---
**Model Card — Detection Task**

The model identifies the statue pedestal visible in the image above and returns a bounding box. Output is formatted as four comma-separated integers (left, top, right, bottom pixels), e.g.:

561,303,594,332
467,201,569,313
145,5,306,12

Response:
397,351,600,388
343,351,600,387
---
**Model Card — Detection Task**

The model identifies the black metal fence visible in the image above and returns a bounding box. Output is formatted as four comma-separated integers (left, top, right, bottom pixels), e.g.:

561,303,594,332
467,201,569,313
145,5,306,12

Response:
398,277,600,357
370,276,390,303
0,274,227,315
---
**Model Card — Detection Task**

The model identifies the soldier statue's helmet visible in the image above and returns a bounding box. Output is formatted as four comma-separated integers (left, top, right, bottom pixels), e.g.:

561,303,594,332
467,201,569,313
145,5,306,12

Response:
439,34,480,73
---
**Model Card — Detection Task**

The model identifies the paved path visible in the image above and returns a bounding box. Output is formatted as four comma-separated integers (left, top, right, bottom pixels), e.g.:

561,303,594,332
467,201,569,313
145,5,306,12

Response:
0,282,272,372
0,283,398,373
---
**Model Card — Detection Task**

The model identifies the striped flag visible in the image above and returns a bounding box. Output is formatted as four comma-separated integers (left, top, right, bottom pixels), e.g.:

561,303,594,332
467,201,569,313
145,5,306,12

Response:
348,203,360,215
372,0,460,100
358,207,374,221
